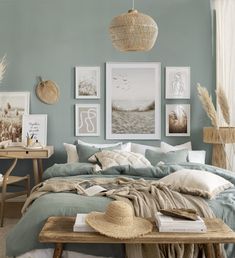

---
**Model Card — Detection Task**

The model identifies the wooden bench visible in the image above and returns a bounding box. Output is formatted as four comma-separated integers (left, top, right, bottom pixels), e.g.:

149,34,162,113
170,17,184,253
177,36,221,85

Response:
39,216,235,258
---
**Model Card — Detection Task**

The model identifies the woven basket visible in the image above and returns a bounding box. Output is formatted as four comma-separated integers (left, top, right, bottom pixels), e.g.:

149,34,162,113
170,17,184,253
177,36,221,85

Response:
203,127,235,144
109,9,158,52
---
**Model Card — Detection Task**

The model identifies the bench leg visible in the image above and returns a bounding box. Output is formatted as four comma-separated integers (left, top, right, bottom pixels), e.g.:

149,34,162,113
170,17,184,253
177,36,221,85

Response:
214,243,222,258
204,243,213,258
53,243,63,258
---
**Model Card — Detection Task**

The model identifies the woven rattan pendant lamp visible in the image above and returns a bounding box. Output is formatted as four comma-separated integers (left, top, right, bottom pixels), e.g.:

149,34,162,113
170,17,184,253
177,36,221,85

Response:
109,0,158,52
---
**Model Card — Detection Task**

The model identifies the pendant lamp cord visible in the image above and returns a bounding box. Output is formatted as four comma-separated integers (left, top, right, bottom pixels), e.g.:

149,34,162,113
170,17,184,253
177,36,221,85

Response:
132,0,135,10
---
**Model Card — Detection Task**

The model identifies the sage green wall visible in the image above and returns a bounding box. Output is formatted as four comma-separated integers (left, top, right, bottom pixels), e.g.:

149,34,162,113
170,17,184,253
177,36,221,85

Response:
0,0,214,172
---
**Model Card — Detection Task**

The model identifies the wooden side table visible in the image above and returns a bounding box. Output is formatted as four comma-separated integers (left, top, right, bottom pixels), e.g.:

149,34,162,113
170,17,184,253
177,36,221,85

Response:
39,216,235,258
0,146,54,185
203,127,235,169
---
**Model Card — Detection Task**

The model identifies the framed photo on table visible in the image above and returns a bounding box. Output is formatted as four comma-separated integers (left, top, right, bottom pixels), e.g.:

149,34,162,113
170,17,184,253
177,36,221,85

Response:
0,91,30,145
75,66,100,99
165,104,190,136
22,114,48,146
75,104,100,136
165,67,190,99
106,62,161,140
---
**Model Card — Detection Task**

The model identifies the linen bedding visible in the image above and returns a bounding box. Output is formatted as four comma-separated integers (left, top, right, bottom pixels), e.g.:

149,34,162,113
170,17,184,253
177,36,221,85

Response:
6,162,235,258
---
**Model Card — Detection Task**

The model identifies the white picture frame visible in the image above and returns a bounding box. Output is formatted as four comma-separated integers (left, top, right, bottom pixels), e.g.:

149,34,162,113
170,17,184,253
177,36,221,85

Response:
0,91,30,145
165,67,190,99
106,62,161,140
75,66,100,99
75,104,100,136
165,104,190,136
22,114,48,146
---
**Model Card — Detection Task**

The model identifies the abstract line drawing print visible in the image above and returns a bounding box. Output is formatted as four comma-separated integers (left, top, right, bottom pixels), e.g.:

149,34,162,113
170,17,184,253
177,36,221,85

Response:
165,67,190,99
75,104,100,136
171,72,185,96
78,108,97,133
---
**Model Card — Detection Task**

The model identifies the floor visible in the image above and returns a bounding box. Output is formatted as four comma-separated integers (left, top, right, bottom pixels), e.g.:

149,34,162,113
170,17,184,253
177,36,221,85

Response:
0,197,24,258
0,218,19,258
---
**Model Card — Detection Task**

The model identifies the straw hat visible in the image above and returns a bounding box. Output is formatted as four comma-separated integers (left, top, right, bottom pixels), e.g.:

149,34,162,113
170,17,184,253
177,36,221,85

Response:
36,78,60,105
86,201,153,239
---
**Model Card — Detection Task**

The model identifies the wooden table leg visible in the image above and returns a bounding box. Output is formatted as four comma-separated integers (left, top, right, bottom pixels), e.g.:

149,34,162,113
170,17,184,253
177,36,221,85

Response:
53,243,63,258
38,159,43,182
204,243,213,258
32,159,39,185
214,243,222,258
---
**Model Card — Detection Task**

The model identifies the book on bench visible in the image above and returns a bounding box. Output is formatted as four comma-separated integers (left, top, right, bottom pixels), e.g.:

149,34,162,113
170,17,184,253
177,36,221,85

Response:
73,213,95,232
155,212,207,233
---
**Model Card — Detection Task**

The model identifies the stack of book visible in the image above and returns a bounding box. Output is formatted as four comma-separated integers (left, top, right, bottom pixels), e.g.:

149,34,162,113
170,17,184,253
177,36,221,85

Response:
73,213,95,232
155,212,207,233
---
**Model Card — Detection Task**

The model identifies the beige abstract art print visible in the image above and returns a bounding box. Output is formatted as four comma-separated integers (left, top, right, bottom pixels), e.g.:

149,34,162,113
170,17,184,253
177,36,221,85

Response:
75,104,100,136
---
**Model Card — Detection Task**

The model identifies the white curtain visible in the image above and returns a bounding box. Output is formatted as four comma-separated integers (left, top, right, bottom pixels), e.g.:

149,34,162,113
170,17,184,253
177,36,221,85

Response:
212,0,235,171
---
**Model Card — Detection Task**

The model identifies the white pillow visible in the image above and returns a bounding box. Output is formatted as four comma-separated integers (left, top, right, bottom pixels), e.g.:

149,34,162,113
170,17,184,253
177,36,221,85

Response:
63,143,79,163
77,139,122,148
188,150,206,164
161,141,192,152
131,143,160,156
77,139,131,152
159,169,233,199
89,150,151,170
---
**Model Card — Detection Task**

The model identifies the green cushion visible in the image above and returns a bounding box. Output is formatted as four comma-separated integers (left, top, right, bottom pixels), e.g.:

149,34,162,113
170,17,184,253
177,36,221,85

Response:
76,143,122,163
145,149,188,166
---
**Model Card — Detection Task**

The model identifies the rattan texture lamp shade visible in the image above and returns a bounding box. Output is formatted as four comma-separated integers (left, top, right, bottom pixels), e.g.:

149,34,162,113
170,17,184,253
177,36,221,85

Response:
109,9,158,52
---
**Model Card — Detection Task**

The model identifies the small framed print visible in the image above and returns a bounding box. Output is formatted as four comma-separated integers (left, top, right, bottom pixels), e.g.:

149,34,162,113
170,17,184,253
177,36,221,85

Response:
165,67,190,99
166,104,190,136
0,91,30,145
22,114,48,146
75,104,100,136
75,66,100,99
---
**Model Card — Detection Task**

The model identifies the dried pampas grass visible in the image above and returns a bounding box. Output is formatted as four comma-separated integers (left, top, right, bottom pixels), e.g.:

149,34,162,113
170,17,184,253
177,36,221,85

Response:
216,87,230,126
0,55,7,83
197,83,218,128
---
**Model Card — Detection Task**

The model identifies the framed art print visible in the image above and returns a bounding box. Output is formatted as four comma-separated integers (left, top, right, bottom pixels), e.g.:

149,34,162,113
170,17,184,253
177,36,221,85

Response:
165,67,190,99
75,66,100,99
0,91,30,145
106,62,161,140
165,104,190,136
22,114,48,146
75,104,100,136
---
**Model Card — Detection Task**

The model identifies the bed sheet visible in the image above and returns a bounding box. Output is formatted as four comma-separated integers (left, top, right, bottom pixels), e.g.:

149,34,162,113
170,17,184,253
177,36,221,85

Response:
6,162,235,258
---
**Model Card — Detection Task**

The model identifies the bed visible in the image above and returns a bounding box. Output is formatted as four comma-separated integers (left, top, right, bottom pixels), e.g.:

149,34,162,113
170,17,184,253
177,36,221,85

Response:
6,141,235,258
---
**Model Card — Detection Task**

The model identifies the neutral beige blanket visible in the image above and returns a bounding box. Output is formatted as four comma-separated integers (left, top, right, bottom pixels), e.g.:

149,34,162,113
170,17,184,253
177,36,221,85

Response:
22,177,225,258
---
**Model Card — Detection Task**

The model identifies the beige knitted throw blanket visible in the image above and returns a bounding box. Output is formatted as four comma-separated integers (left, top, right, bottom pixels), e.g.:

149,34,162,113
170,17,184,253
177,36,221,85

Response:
22,177,225,258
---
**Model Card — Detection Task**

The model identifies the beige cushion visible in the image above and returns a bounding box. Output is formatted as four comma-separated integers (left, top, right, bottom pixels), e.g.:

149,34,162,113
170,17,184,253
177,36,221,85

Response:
89,150,151,170
63,143,79,163
159,169,233,199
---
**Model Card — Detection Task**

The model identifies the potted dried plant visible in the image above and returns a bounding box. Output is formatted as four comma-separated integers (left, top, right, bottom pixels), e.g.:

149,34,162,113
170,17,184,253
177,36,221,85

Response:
197,84,235,170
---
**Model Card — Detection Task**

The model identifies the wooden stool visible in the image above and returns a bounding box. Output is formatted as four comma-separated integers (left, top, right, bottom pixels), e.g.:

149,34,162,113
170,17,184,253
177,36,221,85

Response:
0,158,30,227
